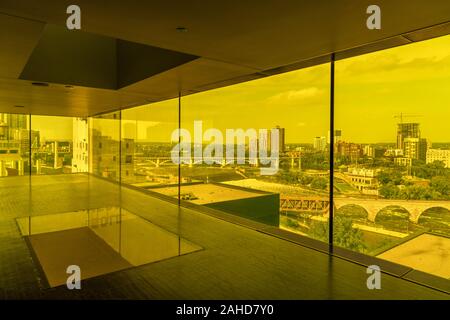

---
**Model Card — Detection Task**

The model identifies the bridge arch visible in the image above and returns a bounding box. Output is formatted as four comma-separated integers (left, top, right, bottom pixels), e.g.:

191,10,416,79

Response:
375,205,411,233
418,207,450,234
335,204,369,221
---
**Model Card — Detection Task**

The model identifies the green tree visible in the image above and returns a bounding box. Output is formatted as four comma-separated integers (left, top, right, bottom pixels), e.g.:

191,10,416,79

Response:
334,216,366,252
308,219,328,241
286,218,299,228
298,174,313,186
378,170,403,185
307,216,366,253
278,171,298,184
412,160,447,179
302,152,329,170
311,177,328,190
430,176,450,197
379,183,399,199
398,185,432,200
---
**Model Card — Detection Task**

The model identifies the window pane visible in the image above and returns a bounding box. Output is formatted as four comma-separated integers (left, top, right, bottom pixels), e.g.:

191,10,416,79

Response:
30,115,85,175
89,111,121,211
0,113,30,177
0,113,30,219
90,112,120,182
173,64,330,241
335,35,450,279
120,99,178,188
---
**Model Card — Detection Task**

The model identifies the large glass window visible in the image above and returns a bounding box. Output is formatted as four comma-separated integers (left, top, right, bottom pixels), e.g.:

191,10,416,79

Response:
0,113,30,177
15,33,443,281
31,115,85,175
335,35,450,278
90,112,121,182
121,99,178,188
89,111,121,219
172,64,330,241
0,112,31,221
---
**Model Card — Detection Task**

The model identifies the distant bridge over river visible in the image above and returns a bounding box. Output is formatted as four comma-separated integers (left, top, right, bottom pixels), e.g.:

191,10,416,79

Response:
280,196,450,223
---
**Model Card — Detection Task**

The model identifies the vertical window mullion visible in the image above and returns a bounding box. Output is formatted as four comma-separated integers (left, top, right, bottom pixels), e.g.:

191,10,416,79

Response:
329,54,335,252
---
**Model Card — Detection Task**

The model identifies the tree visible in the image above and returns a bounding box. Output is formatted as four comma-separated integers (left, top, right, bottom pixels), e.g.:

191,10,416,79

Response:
412,160,448,179
431,176,450,197
278,171,298,184
302,152,330,170
308,219,328,241
298,173,313,186
307,216,366,253
378,170,403,185
286,218,299,229
311,177,328,190
399,185,432,200
334,216,366,252
379,183,399,199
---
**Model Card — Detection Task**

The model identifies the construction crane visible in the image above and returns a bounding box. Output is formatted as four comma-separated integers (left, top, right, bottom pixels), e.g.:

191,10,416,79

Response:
393,113,423,123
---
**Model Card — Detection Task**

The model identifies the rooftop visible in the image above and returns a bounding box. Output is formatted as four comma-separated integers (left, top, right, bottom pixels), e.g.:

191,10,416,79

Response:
153,183,271,204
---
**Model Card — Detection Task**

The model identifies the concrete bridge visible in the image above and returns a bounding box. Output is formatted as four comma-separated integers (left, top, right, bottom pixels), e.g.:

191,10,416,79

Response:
334,198,450,223
137,155,298,168
280,196,450,223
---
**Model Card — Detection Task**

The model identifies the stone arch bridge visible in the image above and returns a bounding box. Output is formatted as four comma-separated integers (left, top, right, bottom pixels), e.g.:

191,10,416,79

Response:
280,196,450,223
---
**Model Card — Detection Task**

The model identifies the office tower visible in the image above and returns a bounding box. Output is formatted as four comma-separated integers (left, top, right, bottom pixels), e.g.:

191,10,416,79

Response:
403,137,427,161
328,129,342,144
264,126,285,153
273,125,285,153
313,136,327,151
363,145,374,157
8,114,28,130
404,137,420,160
419,138,429,162
335,130,342,143
403,137,429,161
397,123,420,150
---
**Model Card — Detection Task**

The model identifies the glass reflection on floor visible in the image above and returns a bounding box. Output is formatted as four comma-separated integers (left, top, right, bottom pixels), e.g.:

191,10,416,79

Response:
16,207,202,287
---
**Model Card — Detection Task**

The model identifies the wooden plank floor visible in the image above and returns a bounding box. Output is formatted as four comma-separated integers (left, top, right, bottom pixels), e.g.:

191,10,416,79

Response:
0,174,448,299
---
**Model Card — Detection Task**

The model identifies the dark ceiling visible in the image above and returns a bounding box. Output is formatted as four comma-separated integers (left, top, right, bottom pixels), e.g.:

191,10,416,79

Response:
0,0,449,117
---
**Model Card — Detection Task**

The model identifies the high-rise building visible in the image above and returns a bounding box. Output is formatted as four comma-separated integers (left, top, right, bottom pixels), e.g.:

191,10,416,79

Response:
404,137,420,160
403,136,429,161
419,138,429,162
273,125,285,153
264,126,285,153
397,123,420,150
363,145,385,158
335,141,363,159
313,136,327,151
426,149,450,168
396,123,430,161
8,114,28,131
328,129,342,144
363,145,373,157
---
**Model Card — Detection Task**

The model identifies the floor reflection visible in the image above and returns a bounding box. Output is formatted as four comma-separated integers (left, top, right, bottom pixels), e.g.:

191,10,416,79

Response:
16,207,202,287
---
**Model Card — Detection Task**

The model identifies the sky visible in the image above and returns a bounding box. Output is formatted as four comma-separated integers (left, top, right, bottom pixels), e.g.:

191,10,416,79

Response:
335,34,450,144
32,34,450,144
31,116,73,140
124,34,449,144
